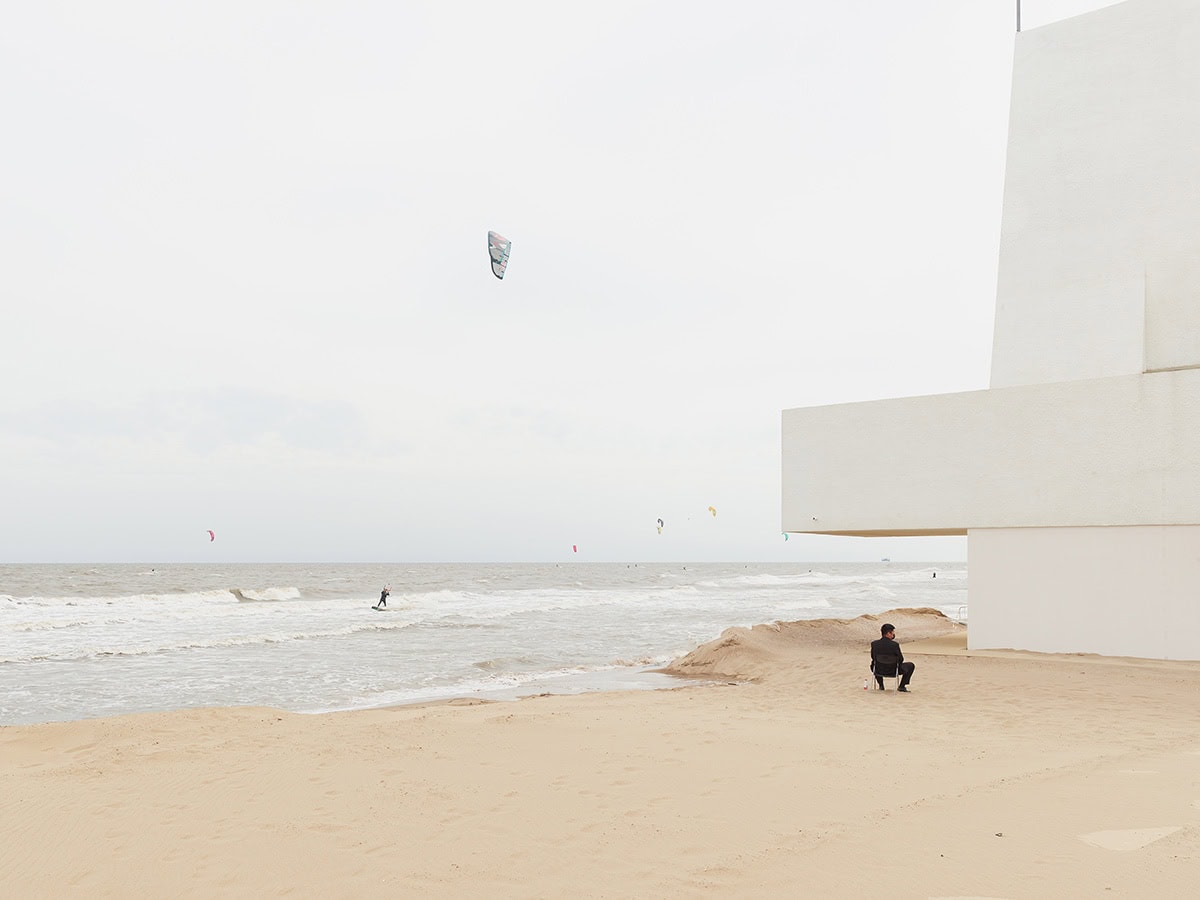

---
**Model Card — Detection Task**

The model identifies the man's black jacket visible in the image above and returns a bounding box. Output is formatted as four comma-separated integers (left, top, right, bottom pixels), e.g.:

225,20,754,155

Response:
870,636,904,671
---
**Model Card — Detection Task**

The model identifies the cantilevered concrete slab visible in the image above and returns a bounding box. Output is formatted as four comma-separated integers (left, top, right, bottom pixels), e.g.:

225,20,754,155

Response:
784,369,1200,537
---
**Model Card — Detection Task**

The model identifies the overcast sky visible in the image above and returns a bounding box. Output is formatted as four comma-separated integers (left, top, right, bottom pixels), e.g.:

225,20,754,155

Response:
1,1,1119,563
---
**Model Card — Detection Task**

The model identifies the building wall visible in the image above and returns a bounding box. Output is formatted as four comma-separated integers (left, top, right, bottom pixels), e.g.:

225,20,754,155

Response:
969,525,1200,659
991,0,1200,389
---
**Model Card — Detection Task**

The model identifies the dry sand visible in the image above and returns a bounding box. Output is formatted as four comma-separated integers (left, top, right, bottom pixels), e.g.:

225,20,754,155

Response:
3,608,1198,898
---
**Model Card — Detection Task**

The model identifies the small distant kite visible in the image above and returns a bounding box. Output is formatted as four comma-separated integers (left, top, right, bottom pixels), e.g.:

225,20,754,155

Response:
572,544,578,553
207,530,215,542
782,533,789,541
488,231,511,279
707,506,717,517
656,518,664,535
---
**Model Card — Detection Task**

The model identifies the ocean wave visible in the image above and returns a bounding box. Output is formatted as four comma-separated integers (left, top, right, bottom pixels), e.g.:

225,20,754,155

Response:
611,654,661,667
855,584,897,599
231,587,302,602
0,618,417,665
472,655,544,671
5,615,136,633
723,574,800,586
6,588,250,607
771,596,832,610
416,619,495,630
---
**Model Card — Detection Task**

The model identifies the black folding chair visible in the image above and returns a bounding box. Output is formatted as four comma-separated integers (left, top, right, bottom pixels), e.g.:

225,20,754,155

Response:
871,651,903,690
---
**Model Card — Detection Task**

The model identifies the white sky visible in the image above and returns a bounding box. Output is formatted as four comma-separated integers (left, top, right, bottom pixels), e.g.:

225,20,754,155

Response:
1,1,1120,563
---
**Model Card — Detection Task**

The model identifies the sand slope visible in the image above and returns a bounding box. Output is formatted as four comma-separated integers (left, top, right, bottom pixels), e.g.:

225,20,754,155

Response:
662,607,963,681
3,610,1198,898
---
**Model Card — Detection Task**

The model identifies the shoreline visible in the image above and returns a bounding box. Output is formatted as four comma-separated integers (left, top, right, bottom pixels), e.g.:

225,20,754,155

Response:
379,665,723,712
4,608,1198,896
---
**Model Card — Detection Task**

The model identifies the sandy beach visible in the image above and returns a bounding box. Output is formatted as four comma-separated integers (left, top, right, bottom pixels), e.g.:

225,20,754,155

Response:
3,608,1198,898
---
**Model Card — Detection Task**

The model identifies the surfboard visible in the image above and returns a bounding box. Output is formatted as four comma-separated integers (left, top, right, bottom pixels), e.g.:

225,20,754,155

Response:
371,605,391,611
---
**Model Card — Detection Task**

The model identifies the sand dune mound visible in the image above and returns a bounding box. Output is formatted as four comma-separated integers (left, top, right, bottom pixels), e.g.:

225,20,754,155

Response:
662,608,963,682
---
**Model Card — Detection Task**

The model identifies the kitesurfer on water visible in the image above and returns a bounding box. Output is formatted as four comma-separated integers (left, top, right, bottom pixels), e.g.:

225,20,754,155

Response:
377,585,390,608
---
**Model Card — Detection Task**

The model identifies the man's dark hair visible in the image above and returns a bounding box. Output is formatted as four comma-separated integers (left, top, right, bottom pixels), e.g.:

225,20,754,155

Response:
880,623,894,636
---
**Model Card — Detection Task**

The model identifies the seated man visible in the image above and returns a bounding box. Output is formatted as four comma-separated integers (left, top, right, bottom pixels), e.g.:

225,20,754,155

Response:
870,623,915,692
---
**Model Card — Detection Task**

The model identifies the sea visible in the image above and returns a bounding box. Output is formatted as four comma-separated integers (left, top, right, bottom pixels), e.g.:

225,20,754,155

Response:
0,562,966,726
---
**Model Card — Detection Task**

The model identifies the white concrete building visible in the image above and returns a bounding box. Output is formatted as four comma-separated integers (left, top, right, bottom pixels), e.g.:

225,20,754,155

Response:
781,0,1200,659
